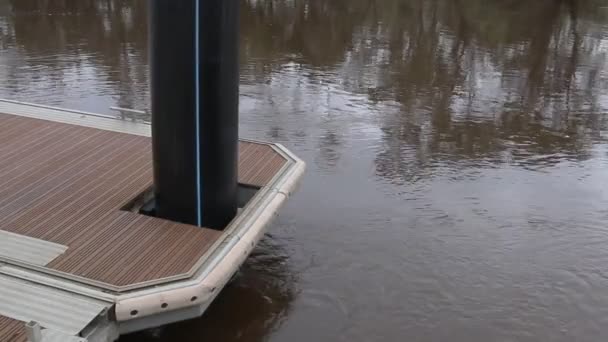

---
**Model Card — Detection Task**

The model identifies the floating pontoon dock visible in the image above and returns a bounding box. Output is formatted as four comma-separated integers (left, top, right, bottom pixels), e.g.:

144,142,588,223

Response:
0,99,305,342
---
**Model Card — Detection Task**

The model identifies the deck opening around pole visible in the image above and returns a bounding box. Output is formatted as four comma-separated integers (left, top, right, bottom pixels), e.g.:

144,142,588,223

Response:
122,184,262,219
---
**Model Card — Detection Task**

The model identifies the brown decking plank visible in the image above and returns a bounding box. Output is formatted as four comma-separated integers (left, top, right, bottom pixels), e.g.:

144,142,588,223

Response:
243,149,285,184
0,128,125,199
0,116,51,150
248,156,287,186
4,141,150,236
73,216,168,276
238,140,254,158
238,142,267,172
0,114,26,135
0,315,26,342
78,217,173,280
0,123,78,169
239,142,287,186
0,128,111,197
55,171,152,246
126,224,219,285
0,113,286,288
240,145,276,181
0,131,141,221
47,212,146,271
110,222,210,286
37,162,152,241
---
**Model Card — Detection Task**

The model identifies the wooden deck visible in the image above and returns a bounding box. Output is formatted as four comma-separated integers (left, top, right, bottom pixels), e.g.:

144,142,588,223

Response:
0,112,287,289
0,315,25,342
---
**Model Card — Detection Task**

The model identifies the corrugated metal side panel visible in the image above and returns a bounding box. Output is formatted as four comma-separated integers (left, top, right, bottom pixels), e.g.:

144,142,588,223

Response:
0,230,67,266
0,275,108,335
0,315,26,342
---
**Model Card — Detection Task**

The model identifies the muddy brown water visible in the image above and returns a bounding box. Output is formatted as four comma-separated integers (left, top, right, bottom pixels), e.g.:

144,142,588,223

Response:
2,0,608,341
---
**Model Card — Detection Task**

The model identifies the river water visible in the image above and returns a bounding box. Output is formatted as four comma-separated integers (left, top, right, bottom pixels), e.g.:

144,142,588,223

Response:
2,1,608,341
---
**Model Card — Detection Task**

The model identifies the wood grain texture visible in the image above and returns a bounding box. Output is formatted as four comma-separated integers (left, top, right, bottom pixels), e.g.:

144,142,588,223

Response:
0,316,26,342
0,113,286,288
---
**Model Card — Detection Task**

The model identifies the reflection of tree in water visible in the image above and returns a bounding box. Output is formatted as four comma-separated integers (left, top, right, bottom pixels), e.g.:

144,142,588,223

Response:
5,0,148,112
369,0,608,183
242,0,371,67
121,237,296,342
241,0,608,182
0,1,13,48
315,128,342,170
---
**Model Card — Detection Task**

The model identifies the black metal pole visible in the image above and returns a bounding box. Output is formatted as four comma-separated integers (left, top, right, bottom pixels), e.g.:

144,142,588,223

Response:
149,0,239,229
